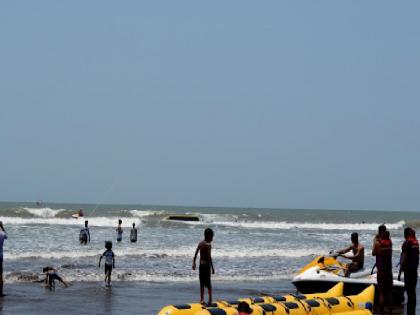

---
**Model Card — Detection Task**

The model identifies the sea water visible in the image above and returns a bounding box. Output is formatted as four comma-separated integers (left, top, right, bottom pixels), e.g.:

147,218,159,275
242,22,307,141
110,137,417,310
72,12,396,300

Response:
0,201,418,284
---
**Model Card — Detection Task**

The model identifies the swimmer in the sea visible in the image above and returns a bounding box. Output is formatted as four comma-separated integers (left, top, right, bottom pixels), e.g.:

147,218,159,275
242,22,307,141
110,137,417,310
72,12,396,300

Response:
99,241,115,287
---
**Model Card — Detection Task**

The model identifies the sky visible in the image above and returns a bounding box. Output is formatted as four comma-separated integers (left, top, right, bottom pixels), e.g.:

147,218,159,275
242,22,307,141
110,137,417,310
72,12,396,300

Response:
0,1,419,210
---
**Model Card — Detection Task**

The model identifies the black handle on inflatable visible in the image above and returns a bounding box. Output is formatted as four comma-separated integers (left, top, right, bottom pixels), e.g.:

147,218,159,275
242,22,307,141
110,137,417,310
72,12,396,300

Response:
370,264,376,275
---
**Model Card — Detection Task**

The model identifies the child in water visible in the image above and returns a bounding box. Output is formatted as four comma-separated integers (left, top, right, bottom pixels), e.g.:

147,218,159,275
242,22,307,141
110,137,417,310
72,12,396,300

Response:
43,267,68,289
192,228,215,305
98,241,115,287
116,219,123,242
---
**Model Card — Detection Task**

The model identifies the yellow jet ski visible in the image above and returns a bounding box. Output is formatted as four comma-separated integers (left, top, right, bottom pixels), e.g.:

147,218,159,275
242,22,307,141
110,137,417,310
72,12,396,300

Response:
292,255,404,305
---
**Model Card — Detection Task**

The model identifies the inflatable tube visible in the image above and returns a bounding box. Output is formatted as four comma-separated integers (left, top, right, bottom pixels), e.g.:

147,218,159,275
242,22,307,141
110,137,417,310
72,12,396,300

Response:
157,304,204,315
331,311,372,315
194,307,238,315
300,299,330,315
218,297,272,307
265,294,297,303
321,285,374,313
196,304,267,315
263,282,343,304
303,282,344,300
157,283,374,315
347,285,374,311
252,303,288,315
275,301,309,315
157,302,228,315
322,296,354,313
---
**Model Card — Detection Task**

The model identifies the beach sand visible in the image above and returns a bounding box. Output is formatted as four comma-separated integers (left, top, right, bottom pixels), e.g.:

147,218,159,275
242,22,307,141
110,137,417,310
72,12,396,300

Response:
0,280,295,315
0,280,416,315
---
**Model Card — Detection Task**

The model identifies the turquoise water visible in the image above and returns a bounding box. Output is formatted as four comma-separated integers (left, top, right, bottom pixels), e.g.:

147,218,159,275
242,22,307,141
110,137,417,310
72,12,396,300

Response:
0,201,418,284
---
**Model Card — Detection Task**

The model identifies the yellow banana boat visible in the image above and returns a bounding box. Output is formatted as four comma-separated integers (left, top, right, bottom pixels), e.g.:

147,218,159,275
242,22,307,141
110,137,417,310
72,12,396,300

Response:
157,283,373,315
252,285,374,315
158,282,343,315
195,308,372,315
158,302,227,315
332,312,372,315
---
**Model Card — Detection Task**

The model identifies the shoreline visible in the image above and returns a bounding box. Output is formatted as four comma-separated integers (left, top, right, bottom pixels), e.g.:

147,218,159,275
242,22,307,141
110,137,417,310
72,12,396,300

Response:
0,280,294,315
0,280,417,315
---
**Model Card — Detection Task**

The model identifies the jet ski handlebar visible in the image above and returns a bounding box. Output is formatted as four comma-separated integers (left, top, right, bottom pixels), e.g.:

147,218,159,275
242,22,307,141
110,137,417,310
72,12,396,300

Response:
319,265,345,271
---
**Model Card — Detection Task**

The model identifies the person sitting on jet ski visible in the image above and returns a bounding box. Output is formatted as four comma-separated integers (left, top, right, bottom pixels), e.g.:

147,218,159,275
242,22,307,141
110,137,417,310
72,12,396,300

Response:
337,232,365,277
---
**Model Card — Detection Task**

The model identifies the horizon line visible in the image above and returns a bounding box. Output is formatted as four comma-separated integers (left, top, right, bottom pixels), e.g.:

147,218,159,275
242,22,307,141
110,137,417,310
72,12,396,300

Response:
0,200,418,213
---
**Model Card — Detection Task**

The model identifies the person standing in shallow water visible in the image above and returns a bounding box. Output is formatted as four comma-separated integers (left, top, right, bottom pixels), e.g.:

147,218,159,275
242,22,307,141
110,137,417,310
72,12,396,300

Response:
192,228,215,305
0,222,7,296
372,225,393,315
130,222,137,243
398,227,419,315
116,219,123,242
79,220,90,245
98,241,115,287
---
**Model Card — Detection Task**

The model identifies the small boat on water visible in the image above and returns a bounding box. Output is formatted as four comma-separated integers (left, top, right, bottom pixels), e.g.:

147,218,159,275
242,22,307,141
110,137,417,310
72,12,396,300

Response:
164,214,200,222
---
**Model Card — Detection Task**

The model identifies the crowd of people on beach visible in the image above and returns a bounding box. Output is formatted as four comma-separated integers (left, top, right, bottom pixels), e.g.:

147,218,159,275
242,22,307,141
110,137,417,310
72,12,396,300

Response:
0,213,418,315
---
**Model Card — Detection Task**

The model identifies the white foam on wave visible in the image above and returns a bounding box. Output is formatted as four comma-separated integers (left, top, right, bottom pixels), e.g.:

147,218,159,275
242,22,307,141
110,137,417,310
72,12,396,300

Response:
6,249,103,260
129,209,165,217
4,210,406,232
116,273,292,283
0,216,141,227
23,207,66,218
4,270,292,283
6,246,320,261
191,217,406,231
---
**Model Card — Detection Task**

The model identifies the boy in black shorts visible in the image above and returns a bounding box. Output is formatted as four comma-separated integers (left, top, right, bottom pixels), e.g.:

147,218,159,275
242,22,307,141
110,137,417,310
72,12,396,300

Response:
192,228,215,305
99,241,115,287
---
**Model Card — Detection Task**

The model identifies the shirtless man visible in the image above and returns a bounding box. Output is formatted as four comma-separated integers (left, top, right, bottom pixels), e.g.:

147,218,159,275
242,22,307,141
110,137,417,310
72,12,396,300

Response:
338,232,365,277
192,228,215,305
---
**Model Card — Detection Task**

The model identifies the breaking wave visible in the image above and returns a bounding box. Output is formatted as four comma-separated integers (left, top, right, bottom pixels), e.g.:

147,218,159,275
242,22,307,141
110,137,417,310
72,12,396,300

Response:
0,216,141,227
4,270,293,283
197,217,406,231
129,209,166,217
5,246,323,261
23,207,66,218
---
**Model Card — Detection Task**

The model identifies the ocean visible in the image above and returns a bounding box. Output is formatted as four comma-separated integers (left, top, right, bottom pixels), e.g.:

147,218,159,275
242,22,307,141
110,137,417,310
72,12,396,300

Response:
1,201,418,285
0,201,419,314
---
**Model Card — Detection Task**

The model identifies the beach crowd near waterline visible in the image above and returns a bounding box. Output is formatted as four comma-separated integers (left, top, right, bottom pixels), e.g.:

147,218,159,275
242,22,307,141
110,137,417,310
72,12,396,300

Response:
0,210,418,315
0,204,419,315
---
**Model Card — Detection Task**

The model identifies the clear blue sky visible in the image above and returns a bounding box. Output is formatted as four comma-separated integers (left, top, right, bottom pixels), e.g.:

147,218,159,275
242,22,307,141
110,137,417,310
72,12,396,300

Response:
1,1,419,210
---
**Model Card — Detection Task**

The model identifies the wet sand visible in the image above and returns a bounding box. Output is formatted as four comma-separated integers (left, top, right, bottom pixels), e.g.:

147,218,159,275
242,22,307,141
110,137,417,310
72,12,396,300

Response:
0,280,295,315
0,280,416,315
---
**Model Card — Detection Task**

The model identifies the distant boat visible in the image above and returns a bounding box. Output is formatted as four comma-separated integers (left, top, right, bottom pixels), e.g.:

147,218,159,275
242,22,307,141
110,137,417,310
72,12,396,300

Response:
164,214,200,222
